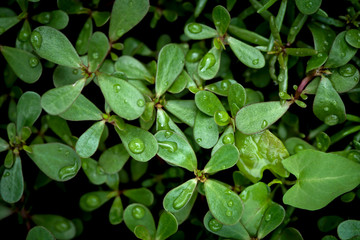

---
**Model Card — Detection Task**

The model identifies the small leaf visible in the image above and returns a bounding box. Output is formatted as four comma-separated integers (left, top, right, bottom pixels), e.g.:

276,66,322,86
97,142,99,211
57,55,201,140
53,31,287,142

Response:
115,123,158,162
115,56,154,83
306,52,328,73
163,179,198,213
315,132,331,152
204,179,243,225
284,137,316,155
204,144,239,174
164,100,197,127
27,143,81,181
123,188,154,206
0,46,42,83
46,115,74,146
228,25,269,46
75,121,105,158
235,101,291,135
197,47,221,80
76,18,93,55
99,144,129,174
171,189,197,225
16,91,41,133
168,70,190,94
79,191,113,212
204,79,237,96
329,64,359,93
0,156,24,203
228,83,246,117
41,78,86,115
184,23,218,40
134,225,152,240
123,204,156,237
26,226,55,240
88,32,110,72
257,203,285,239
109,0,149,42
0,16,20,36
46,10,69,30
81,158,107,185
98,73,145,120
271,227,304,240
59,94,103,121
282,150,360,210
155,130,197,171
211,125,235,155
337,220,360,240
109,196,123,225
31,26,81,68
156,108,186,138
345,29,360,49
318,216,344,233
155,211,178,240
313,76,346,126
212,5,230,36
155,44,185,97
195,90,226,116
227,36,265,69
53,65,84,88
295,0,322,15
32,215,75,240
0,137,9,153
193,111,219,149
92,11,110,27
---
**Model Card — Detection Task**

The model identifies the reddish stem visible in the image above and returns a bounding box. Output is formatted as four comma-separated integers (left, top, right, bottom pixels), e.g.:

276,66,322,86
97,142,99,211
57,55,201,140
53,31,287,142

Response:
294,71,317,100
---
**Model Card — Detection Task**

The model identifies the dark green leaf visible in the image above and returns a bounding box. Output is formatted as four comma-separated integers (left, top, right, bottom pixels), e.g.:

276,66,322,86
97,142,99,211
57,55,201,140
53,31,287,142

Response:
115,56,154,83
155,211,178,240
16,91,41,133
329,64,359,93
75,121,105,158
184,23,218,40
76,18,93,55
168,70,190,94
284,137,316,155
318,216,344,232
164,100,197,127
156,108,186,139
204,79,237,96
272,227,304,240
195,90,226,116
0,137,9,153
32,215,76,240
295,0,322,15
46,115,74,146
26,226,55,240
257,203,285,239
308,22,336,53
325,31,357,68
59,94,103,121
46,10,69,30
53,65,84,88
228,83,246,117
81,158,107,185
123,188,154,206
79,191,113,211
197,47,221,80
109,196,123,225
163,179,198,212
99,144,129,174
345,29,360,49
88,32,110,72
212,5,230,36
204,144,239,174
92,11,110,27
123,204,156,237
193,111,218,149
228,25,269,46
337,220,360,240
0,16,20,36
0,156,24,203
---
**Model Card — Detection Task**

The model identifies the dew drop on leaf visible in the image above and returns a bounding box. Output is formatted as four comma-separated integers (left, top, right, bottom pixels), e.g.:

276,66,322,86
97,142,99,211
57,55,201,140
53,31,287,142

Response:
85,194,100,207
265,213,272,221
225,210,233,216
305,1,313,8
196,138,202,143
28,56,39,67
137,99,145,107
30,31,43,49
58,161,79,180
173,188,192,210
222,133,234,144
164,131,173,138
220,80,230,90
199,53,216,72
339,64,356,77
132,206,145,219
158,141,178,153
324,114,339,126
116,29,125,37
72,69,79,75
208,218,222,232
55,220,71,232
240,189,248,201
92,52,99,59
252,59,259,65
113,84,121,93
188,23,202,34
128,138,145,154
18,30,29,42
4,171,10,177
214,110,230,125
323,107,329,112
261,120,268,129
227,200,233,207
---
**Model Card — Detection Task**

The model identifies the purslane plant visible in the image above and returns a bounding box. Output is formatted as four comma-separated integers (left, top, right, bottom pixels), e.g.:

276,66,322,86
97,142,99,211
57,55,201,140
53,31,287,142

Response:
0,0,360,239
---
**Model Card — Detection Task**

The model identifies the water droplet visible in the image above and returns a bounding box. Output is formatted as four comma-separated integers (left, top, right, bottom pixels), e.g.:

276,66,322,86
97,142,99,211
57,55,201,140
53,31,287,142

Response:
64,151,70,156
72,69,79,75
86,194,100,207
220,80,230,90
208,218,222,232
227,201,233,207
323,107,329,112
128,138,145,154
76,39,82,46
200,53,216,72
222,133,234,144
123,99,128,104
305,1,313,8
164,131,173,138
29,57,39,68
185,49,203,63
324,41,329,46
55,220,71,232
339,64,356,77
226,210,233,216
316,141,322,149
18,30,29,42
137,99,145,107
92,52,99,59
173,188,192,210
84,23,90,29
58,161,79,180
188,23,202,34
4,172,10,177
113,84,121,93
116,29,125,37
96,165,105,175
30,31,42,49
341,52,346,57
252,59,259,65
196,138,202,143
132,206,145,219
294,144,304,153
39,12,51,24
82,161,88,170
265,213,272,221
158,141,178,153
240,190,248,200
261,120,268,129
214,111,230,125
324,115,339,126
317,53,323,57
278,75,284,82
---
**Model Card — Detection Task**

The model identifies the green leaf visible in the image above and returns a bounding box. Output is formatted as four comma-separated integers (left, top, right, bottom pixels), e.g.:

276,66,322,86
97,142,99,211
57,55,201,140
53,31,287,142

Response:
0,137,9,153
193,111,218,149
164,100,197,127
99,144,129,174
168,70,190,94
156,211,178,240
171,189,198,225
282,150,360,210
337,220,360,240
228,83,246,117
204,211,251,239
76,18,93,55
134,225,152,240
156,108,185,138
295,0,322,15
227,36,265,69
109,196,123,225
197,47,221,80
313,76,346,126
27,143,81,181
163,179,198,212
257,203,285,239
16,91,41,133
318,216,344,233
88,32,110,72
53,65,84,88
155,130,197,171
235,130,289,183
212,5,230,36
285,48,317,57
308,22,336,53
315,132,331,152
32,215,75,240
41,78,85,115
345,29,360,48
204,144,239,174
115,123,158,162
92,11,110,27
123,37,153,57
0,46,42,84
155,44,185,97
115,56,154,83
26,226,55,240
204,179,243,225
46,115,74,146
31,26,81,68
204,79,237,96
75,121,105,158
325,31,357,68
108,0,149,42
98,73,145,120
306,52,328,73
46,10,69,30
79,191,112,212
211,125,235,155
195,90,226,116
0,156,24,203
184,23,218,40
228,25,269,46
284,137,316,155
0,16,20,36
59,94,103,121
123,204,156,237
271,227,304,240
329,64,359,93
236,101,290,135
81,158,107,185
123,188,154,206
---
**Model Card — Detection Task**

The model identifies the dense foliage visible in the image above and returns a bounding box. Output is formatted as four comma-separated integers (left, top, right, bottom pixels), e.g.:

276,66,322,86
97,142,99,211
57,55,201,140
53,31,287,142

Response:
1,0,360,239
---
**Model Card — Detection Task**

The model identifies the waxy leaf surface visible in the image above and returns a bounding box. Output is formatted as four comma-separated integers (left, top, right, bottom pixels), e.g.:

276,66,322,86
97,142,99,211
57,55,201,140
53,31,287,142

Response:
184,23,218,40
193,111,218,149
99,144,129,174
115,56,154,83
16,91,41,133
88,31,110,72
0,156,24,203
75,121,105,158
59,94,103,121
204,144,239,174
123,204,156,237
32,215,75,240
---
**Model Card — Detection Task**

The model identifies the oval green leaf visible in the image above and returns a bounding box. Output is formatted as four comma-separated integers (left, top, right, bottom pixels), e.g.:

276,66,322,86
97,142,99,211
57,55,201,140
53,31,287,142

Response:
257,203,285,239
228,82,246,117
76,17,93,55
204,144,239,174
308,22,336,53
46,10,69,30
79,191,112,212
123,188,154,206
212,5,230,36
337,220,360,240
329,64,359,93
115,56,154,83
0,156,24,203
75,121,105,158
123,203,156,237
193,111,219,149
184,23,218,40
345,29,360,49
32,214,75,240
81,158,107,185
156,211,178,240
195,90,226,116
16,91,41,133
59,94,103,121
197,47,221,80
26,226,55,240
164,100,197,127
295,0,322,15
88,31,110,72
109,196,123,225
99,144,129,174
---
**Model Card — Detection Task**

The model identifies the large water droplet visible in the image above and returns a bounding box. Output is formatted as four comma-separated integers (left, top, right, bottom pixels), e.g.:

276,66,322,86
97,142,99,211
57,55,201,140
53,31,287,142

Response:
128,138,145,154
158,141,178,153
261,120,268,129
214,111,230,125
294,144,304,153
208,218,222,232
137,99,145,107
113,84,121,93
240,190,248,201
29,57,39,68
55,220,71,232
220,80,230,90
18,30,29,42
339,64,356,77
265,213,272,221
324,114,339,126
227,201,233,207
58,161,79,180
30,31,43,49
85,194,100,207
222,133,234,144
200,53,216,72
188,23,202,34
185,49,203,63
132,206,145,219
252,59,259,65
173,188,192,210
226,210,233,216
164,131,173,138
